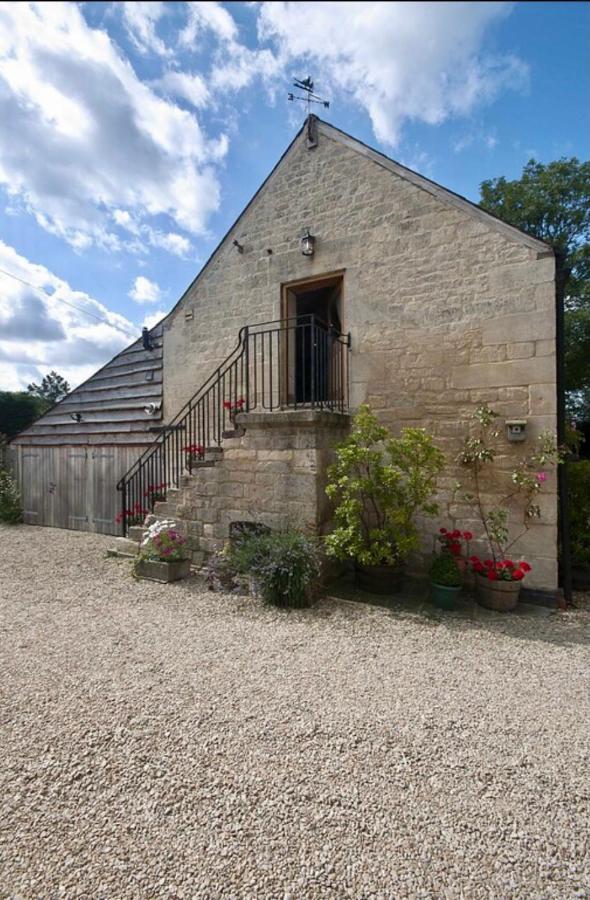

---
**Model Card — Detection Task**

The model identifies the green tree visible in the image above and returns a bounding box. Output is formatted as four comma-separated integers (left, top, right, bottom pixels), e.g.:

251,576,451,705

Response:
480,158,590,417
0,392,47,440
27,370,71,407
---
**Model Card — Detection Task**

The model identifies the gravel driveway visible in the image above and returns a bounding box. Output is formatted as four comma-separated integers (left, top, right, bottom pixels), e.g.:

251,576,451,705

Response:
1,525,589,899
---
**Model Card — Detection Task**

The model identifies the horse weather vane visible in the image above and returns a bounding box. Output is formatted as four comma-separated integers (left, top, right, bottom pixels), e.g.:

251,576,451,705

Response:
288,77,330,116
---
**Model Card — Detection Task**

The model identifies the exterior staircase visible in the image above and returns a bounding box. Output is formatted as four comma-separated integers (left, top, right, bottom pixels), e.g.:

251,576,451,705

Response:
112,316,351,565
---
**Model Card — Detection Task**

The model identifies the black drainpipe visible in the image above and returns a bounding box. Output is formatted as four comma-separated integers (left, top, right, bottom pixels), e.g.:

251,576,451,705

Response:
555,248,572,606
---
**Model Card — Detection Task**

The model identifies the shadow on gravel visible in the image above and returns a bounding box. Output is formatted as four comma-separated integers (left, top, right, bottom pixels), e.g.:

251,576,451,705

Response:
324,576,590,649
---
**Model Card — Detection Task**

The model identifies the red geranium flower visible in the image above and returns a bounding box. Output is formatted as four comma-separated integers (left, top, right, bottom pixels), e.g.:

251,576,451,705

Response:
439,527,447,534
462,531,473,541
512,569,525,580
487,570,498,581
518,561,532,573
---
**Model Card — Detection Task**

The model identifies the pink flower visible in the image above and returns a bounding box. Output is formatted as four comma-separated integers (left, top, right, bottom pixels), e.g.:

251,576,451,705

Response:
536,472,547,483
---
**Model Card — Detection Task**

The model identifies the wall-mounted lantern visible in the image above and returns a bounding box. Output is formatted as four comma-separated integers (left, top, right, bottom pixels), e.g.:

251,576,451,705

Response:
301,228,316,257
506,419,527,442
70,412,82,423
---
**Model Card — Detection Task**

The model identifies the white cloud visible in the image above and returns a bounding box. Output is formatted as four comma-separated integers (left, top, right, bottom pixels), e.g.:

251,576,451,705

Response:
155,70,210,109
121,1,170,57
257,1,527,146
0,240,136,390
0,2,227,253
129,276,162,304
142,309,168,331
180,2,238,47
176,2,279,94
148,230,191,257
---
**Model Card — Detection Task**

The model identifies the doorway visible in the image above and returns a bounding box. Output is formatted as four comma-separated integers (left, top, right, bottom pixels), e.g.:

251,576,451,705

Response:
282,273,344,405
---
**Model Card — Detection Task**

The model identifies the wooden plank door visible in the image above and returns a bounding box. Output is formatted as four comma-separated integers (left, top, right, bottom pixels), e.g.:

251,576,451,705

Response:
90,448,118,535
66,448,90,531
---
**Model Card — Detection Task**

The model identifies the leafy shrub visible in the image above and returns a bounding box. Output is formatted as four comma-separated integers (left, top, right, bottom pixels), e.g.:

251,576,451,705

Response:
325,404,445,566
569,461,590,569
0,468,23,524
429,553,463,587
228,530,321,608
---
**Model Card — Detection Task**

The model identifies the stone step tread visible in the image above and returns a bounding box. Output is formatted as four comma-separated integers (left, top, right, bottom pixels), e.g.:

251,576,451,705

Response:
106,549,137,560
222,428,245,439
127,526,146,541
107,537,139,556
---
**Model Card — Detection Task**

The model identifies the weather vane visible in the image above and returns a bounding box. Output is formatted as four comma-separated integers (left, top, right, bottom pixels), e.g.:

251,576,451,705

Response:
288,77,330,116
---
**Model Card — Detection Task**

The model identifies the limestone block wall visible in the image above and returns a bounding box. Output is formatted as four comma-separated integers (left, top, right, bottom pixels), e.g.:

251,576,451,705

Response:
162,121,557,589
160,411,350,559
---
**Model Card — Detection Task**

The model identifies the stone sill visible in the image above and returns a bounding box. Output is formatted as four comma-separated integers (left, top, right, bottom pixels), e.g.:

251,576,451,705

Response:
235,409,350,429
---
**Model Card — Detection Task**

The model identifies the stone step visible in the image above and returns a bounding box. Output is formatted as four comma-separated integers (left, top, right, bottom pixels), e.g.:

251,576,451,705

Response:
222,427,245,439
127,525,145,542
107,537,140,558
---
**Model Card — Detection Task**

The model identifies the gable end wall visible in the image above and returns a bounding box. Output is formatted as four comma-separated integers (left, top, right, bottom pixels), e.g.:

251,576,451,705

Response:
163,128,557,590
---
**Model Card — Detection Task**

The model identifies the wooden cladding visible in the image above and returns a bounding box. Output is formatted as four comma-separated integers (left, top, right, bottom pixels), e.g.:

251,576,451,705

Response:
12,323,165,448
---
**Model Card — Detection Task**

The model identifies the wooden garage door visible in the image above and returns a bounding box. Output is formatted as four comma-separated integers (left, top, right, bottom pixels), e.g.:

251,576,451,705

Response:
14,445,141,536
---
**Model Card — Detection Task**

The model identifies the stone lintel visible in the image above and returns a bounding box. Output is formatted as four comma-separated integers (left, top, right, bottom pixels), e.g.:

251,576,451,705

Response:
236,409,351,430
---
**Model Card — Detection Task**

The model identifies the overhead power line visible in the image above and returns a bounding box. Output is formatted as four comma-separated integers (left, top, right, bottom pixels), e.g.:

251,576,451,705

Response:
0,265,138,341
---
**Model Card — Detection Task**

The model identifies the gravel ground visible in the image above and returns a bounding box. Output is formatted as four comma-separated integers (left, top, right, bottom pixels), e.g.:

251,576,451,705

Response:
1,525,589,899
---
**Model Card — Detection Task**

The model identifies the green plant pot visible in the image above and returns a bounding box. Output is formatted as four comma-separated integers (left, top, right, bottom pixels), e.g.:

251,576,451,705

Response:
355,563,404,595
475,573,521,612
431,582,461,610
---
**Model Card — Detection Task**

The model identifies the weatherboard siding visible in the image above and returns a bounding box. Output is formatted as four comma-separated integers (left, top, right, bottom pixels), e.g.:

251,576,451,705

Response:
11,323,164,447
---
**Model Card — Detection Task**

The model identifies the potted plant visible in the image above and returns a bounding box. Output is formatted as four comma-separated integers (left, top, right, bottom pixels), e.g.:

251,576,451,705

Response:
115,501,149,527
182,443,204,472
325,405,445,594
429,553,463,609
469,557,531,611
436,527,473,573
134,519,191,583
144,482,167,506
223,397,245,426
456,404,562,611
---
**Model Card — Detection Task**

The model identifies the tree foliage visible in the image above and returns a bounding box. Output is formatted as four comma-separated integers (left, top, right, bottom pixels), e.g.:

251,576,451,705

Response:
0,392,47,440
27,370,71,406
480,158,590,418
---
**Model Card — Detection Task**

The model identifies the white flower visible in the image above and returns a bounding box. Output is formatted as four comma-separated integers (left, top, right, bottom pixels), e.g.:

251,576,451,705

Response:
141,519,177,546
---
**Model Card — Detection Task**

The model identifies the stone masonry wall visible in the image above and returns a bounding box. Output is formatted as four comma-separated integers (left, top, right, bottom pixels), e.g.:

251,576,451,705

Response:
157,411,350,560
162,121,557,590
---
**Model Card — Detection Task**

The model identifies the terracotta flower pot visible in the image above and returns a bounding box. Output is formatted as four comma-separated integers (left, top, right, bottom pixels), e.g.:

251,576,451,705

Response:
475,573,521,612
355,562,404,594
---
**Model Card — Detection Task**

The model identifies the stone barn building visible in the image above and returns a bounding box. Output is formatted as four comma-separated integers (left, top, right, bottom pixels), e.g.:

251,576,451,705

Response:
11,116,558,592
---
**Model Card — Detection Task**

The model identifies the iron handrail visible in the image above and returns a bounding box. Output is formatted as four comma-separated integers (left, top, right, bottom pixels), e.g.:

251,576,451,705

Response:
116,316,350,534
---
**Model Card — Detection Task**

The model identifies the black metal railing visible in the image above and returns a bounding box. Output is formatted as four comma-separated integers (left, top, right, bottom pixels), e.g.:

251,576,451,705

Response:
116,315,350,533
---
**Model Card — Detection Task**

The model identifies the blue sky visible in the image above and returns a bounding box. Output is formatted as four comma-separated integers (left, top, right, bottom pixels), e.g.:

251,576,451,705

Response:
0,1,588,390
